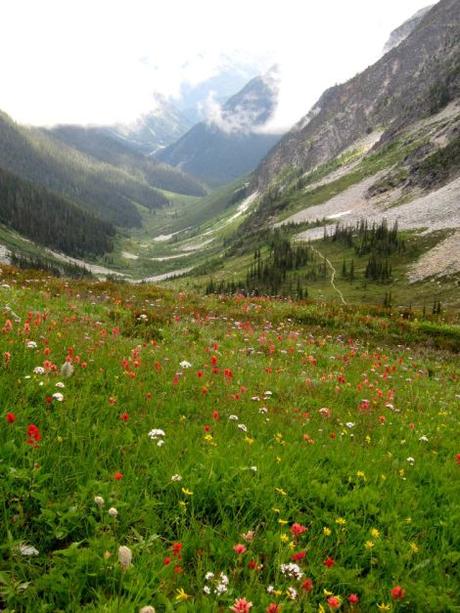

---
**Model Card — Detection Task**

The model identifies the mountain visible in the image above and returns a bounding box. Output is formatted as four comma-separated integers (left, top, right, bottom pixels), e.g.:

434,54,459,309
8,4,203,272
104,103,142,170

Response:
252,0,459,195
0,166,114,258
155,71,283,186
383,5,434,54
174,58,264,123
47,124,206,197
0,109,172,228
107,95,193,155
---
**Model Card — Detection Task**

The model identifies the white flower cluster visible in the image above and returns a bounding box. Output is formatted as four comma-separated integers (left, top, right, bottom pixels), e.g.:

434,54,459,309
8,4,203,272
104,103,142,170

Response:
203,571,229,595
280,562,304,580
180,360,192,369
148,429,165,446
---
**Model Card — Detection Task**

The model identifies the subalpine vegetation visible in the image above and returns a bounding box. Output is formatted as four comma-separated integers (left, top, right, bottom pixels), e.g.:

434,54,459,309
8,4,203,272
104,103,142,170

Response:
0,167,114,257
0,265,458,611
207,221,405,298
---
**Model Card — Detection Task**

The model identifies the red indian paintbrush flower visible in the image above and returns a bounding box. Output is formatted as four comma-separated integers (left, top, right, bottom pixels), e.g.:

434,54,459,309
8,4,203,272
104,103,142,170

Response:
26,423,41,446
233,543,247,555
290,523,307,537
6,412,16,423
390,586,406,600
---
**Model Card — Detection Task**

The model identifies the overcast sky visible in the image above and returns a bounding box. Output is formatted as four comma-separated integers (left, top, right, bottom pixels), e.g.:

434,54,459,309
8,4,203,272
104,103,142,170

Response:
1,0,433,130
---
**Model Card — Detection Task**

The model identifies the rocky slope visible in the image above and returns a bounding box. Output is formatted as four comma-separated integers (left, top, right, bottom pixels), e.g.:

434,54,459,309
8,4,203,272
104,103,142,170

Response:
383,5,434,54
252,0,459,194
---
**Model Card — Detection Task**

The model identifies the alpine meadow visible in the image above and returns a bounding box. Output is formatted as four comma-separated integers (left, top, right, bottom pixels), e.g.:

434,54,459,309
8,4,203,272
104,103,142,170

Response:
0,1,459,612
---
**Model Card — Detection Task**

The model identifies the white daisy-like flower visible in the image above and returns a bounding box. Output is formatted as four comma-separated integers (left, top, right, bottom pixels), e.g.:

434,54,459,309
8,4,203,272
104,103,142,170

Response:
55,382,65,388
346,422,355,429
171,474,182,482
229,415,239,421
108,507,118,517
26,341,37,349
180,360,192,369
406,457,415,465
33,366,45,375
52,392,64,402
238,423,248,433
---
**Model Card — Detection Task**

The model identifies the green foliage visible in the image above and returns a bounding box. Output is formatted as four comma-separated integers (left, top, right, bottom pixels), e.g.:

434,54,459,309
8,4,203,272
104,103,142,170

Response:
48,126,207,197
0,267,459,612
0,167,114,257
0,110,171,228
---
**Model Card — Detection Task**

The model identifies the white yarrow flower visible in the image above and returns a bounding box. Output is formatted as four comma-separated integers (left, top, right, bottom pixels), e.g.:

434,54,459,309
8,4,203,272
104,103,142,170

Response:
33,366,45,375
180,360,192,369
26,341,37,349
108,507,118,518
52,392,64,402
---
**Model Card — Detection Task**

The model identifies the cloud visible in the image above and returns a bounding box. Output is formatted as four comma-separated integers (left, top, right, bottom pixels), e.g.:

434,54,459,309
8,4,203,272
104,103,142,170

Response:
0,0,433,128
200,68,280,134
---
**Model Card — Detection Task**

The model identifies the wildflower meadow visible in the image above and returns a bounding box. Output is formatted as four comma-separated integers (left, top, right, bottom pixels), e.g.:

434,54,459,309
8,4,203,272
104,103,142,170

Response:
0,266,459,612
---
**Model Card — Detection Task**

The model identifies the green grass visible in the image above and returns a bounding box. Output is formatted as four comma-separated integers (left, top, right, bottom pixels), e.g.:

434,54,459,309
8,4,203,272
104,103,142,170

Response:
0,266,459,612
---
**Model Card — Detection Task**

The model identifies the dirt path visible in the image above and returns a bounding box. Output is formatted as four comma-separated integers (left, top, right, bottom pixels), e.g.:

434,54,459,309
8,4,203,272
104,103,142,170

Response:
310,245,347,305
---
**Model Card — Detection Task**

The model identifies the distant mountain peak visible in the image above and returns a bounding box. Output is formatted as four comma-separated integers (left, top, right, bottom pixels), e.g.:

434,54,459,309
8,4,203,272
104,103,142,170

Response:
202,67,280,135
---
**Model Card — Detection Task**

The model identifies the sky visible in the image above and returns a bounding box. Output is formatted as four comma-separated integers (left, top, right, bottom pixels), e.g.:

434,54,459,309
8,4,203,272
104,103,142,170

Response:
1,0,434,131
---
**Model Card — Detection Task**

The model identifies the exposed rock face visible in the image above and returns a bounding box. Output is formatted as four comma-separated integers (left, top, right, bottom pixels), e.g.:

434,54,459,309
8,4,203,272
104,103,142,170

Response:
252,0,460,193
383,5,434,55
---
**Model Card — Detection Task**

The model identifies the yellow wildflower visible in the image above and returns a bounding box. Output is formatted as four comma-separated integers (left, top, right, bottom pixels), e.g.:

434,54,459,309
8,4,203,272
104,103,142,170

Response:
365,540,375,550
245,436,255,445
181,487,193,496
370,528,381,539
175,588,191,602
335,517,346,526
410,542,419,553
323,527,332,536
377,603,391,612
280,534,289,543
275,488,287,496
278,519,288,525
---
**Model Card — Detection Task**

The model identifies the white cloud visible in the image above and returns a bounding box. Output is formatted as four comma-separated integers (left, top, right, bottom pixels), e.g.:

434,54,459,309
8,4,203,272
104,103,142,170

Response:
0,0,433,128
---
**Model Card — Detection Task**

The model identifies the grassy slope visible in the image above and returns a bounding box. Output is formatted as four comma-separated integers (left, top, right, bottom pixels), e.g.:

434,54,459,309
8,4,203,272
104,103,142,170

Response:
166,229,460,311
0,266,459,612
